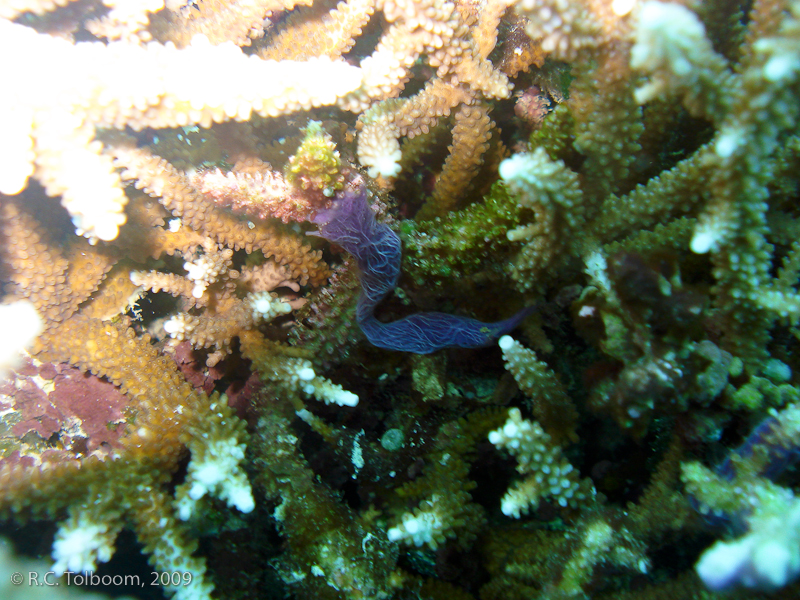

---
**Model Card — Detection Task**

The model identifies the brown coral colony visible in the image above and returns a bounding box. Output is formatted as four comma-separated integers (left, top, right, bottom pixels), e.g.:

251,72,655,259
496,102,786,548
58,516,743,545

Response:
1,0,800,600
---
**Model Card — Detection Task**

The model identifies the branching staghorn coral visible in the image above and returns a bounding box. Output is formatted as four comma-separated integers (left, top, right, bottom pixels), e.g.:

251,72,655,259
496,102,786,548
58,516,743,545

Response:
0,198,259,600
0,20,362,242
386,407,507,551
131,238,297,366
498,334,578,445
267,0,516,213
190,158,324,224
108,139,332,286
248,396,397,599
2,0,800,600
240,329,360,407
190,121,346,223
488,402,594,517
621,0,800,369
682,402,800,592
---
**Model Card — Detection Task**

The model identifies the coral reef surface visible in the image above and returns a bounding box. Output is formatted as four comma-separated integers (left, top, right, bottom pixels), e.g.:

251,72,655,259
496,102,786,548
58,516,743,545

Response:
1,0,800,599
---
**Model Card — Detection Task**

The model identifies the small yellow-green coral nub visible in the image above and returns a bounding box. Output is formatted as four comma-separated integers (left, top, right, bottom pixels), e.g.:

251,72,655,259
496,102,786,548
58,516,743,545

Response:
286,121,344,198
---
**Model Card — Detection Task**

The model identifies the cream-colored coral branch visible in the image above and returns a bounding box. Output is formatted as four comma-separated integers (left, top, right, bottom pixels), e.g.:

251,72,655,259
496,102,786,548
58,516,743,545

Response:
0,20,362,242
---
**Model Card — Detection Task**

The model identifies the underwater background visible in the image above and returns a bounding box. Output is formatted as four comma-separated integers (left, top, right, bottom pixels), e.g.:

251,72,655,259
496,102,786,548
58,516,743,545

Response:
2,0,800,599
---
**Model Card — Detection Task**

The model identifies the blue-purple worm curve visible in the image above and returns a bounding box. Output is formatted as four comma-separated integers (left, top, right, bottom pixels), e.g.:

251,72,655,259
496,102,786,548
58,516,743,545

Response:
309,188,533,354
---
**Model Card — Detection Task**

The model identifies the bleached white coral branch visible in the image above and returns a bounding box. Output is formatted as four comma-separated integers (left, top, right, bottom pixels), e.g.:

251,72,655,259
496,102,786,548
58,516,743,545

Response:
489,396,594,517
695,480,800,591
387,495,448,549
357,113,402,179
513,0,601,61
247,291,293,322
631,1,732,123
176,394,255,521
696,500,800,591
294,362,360,407
0,21,362,242
0,300,43,380
51,506,123,575
176,435,255,521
